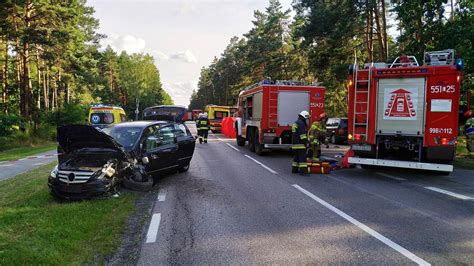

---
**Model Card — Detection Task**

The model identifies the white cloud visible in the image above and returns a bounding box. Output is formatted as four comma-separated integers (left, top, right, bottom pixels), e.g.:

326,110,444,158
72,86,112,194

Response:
169,50,198,63
100,33,146,54
150,50,169,60
162,80,198,106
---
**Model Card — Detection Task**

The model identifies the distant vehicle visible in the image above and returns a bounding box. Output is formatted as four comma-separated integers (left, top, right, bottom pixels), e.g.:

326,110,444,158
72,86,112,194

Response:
326,118,348,144
205,105,231,133
235,79,325,155
88,104,127,128
48,121,196,200
348,49,463,173
143,105,189,122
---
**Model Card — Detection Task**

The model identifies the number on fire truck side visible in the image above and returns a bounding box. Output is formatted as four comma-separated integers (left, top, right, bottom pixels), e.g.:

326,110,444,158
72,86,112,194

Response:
310,103,324,108
430,85,455,94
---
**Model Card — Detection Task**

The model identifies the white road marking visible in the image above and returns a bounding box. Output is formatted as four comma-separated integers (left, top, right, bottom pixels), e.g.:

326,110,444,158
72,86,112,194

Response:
216,136,224,142
225,143,240,152
424,187,473,200
244,155,278,175
0,164,14,167
376,172,407,181
157,190,167,202
146,213,162,243
292,184,431,266
33,162,46,166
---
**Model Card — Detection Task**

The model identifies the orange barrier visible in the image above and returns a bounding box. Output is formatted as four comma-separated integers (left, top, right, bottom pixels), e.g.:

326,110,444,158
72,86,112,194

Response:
340,149,354,168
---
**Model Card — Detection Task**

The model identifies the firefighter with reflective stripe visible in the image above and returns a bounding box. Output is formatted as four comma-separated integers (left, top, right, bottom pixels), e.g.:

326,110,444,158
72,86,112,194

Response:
464,110,474,157
197,113,210,144
307,113,328,162
292,110,310,176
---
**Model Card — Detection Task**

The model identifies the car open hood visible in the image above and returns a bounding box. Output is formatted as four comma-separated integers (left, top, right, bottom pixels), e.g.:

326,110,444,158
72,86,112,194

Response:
57,125,129,157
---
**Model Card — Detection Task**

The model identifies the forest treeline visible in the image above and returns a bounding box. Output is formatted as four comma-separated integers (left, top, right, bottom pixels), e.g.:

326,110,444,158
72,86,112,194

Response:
189,0,473,116
0,0,172,125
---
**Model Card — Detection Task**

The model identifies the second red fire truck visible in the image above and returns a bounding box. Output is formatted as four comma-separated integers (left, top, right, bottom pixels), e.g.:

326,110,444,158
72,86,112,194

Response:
235,80,325,155
347,50,463,173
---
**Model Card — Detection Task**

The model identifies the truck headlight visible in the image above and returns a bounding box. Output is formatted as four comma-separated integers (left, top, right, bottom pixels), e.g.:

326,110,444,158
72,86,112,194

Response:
50,165,58,178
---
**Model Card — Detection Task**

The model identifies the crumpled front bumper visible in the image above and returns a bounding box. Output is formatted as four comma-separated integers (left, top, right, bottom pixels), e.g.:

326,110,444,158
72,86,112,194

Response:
48,176,111,200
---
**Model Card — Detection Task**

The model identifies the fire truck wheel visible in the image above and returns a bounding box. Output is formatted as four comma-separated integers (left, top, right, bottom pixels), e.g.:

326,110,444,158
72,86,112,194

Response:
255,130,264,156
236,134,246,146
248,129,256,152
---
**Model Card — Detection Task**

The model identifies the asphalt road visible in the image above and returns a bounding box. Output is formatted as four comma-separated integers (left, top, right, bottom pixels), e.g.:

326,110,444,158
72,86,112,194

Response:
0,150,57,181
138,133,474,265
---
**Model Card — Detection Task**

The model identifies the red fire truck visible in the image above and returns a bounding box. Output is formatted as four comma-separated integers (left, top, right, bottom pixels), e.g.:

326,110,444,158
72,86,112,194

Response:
347,50,463,172
235,80,325,155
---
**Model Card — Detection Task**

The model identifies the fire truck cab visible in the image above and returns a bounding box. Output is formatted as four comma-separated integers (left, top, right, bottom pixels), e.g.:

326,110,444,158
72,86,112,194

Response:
347,50,463,173
235,79,325,155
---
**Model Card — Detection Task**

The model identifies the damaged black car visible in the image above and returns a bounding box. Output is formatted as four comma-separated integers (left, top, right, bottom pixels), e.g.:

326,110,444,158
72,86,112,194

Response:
48,121,195,200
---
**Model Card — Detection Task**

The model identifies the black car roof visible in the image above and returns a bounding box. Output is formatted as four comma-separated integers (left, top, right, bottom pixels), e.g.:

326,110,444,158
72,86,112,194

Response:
111,121,170,128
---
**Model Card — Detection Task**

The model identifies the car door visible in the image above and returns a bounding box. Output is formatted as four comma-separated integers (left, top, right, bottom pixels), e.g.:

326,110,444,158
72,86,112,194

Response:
174,123,196,167
143,124,178,174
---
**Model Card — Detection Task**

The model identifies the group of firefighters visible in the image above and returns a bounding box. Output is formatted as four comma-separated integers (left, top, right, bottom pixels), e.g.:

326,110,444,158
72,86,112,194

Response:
291,110,328,176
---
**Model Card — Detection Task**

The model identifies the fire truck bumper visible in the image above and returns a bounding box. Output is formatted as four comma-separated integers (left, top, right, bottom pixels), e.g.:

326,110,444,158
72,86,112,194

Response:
348,157,453,172
264,144,292,149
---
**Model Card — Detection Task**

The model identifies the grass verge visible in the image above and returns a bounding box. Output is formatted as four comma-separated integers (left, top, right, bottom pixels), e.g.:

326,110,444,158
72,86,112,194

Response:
0,143,57,161
0,162,137,265
454,137,474,170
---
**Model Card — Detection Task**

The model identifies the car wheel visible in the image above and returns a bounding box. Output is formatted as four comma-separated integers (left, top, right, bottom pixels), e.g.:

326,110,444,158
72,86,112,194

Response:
122,176,153,192
248,129,256,152
255,129,264,156
178,162,190,173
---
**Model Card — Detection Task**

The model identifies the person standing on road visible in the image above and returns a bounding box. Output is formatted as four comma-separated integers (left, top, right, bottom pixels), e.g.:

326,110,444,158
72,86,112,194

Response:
307,113,328,162
197,112,210,144
464,110,474,157
292,111,310,176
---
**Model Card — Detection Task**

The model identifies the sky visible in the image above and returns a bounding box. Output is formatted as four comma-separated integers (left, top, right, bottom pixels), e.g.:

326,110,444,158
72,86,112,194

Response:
88,0,293,107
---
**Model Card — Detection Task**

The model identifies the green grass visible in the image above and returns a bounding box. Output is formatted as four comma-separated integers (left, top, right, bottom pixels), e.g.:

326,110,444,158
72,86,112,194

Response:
454,136,474,170
0,142,57,161
0,162,137,265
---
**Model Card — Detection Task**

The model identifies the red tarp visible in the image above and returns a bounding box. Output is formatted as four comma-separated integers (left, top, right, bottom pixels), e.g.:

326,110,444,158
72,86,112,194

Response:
222,117,236,138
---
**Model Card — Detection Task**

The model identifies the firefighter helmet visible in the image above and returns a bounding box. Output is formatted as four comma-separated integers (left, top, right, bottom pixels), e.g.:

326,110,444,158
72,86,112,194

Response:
203,112,208,118
299,110,310,119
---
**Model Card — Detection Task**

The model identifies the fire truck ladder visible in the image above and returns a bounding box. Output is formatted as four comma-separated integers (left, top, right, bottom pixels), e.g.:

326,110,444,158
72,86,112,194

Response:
352,63,373,141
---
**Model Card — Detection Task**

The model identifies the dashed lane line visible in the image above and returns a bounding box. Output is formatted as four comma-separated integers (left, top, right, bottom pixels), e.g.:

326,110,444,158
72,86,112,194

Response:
292,184,431,266
424,187,473,200
225,143,240,152
376,172,407,181
244,155,278,175
146,213,162,244
157,190,167,202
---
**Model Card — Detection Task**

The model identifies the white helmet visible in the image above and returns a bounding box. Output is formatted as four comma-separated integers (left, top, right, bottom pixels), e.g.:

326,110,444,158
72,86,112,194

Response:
299,110,310,119
198,113,204,118
203,112,208,118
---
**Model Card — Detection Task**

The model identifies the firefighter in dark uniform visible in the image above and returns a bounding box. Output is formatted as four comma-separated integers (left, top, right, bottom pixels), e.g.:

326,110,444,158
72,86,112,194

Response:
197,113,210,143
292,110,310,176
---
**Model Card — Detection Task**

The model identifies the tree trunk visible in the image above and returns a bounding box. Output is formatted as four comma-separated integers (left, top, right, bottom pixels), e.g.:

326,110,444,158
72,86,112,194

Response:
374,1,386,61
21,0,33,118
2,38,8,114
36,52,41,109
52,74,57,111
381,0,388,60
44,66,49,110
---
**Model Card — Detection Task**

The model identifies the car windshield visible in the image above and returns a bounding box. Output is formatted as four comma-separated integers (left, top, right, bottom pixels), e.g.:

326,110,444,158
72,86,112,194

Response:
102,126,142,151
90,112,114,124
326,118,340,127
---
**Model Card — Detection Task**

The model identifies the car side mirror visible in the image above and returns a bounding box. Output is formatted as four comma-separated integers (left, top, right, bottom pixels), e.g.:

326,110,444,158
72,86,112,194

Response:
142,156,150,165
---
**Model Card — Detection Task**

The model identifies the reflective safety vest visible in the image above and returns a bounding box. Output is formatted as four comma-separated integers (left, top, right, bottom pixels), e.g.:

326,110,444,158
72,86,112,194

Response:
308,122,326,145
465,118,474,135
197,118,210,130
291,117,308,149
